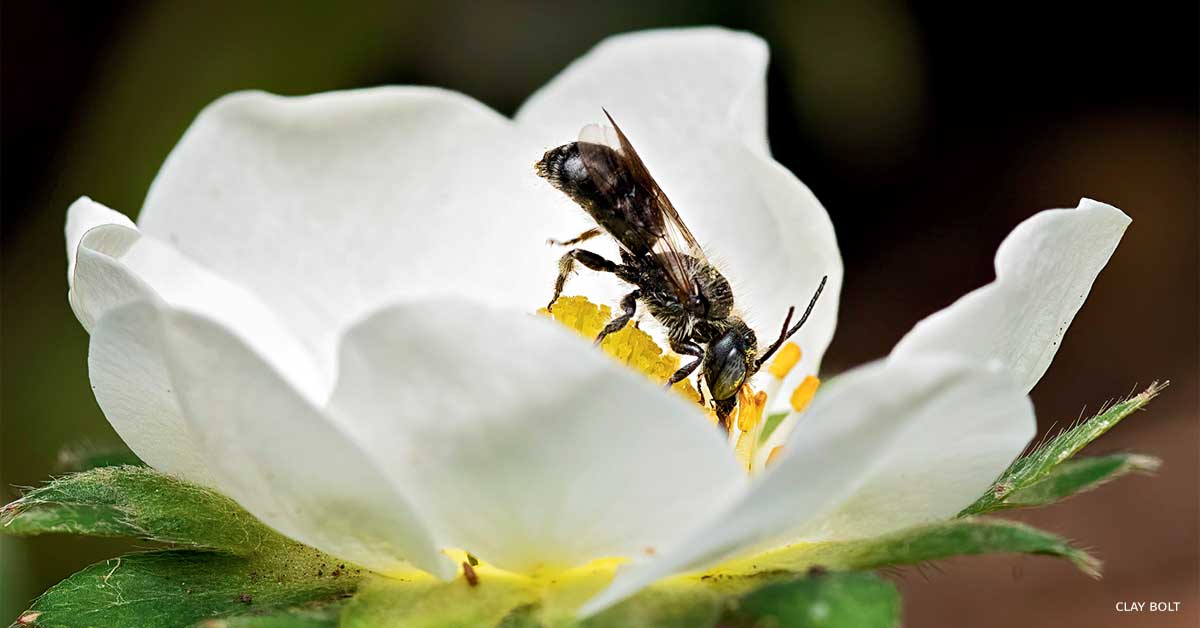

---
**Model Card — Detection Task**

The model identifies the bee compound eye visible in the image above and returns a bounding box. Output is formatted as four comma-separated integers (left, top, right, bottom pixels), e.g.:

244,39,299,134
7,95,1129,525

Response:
705,333,747,401
714,360,747,401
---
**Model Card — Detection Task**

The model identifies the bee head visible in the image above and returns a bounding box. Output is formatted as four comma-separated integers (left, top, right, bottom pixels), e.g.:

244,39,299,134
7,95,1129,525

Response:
536,143,587,190
703,324,756,402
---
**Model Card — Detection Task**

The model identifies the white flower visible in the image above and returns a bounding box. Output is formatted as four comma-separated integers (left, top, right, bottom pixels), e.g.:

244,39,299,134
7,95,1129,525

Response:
64,27,1129,616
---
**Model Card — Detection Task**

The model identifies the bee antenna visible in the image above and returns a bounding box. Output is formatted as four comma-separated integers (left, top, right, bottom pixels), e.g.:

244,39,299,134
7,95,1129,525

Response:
755,275,828,371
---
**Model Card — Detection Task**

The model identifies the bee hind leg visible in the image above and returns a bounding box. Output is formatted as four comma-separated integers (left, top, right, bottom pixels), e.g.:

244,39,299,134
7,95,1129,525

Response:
549,249,620,311
664,339,704,389
594,290,640,346
547,227,603,247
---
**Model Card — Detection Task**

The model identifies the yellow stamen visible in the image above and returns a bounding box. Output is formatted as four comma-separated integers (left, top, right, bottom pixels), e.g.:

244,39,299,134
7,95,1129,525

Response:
734,430,755,471
733,387,769,470
767,342,802,379
765,446,785,467
540,296,703,405
789,375,821,413
736,388,767,433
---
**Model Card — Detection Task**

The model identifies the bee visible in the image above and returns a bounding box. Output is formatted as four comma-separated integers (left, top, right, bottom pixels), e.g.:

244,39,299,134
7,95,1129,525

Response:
536,111,826,430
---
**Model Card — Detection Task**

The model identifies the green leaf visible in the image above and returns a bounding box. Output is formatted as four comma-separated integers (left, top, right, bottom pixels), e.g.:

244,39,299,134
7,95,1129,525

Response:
961,382,1167,515
1003,453,1161,507
722,571,900,628
716,518,1099,578
7,468,370,626
19,550,360,628
2,466,289,555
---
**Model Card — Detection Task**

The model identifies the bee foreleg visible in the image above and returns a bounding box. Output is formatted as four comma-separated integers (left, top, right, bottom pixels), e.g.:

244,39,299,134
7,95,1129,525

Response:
547,227,603,247
594,290,640,346
664,339,704,389
549,249,620,311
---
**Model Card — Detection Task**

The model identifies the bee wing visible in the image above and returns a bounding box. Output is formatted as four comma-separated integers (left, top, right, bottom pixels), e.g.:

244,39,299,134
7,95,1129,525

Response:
576,113,703,302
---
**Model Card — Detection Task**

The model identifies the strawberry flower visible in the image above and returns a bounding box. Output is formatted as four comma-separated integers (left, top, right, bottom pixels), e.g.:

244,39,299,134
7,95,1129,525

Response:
61,27,1129,618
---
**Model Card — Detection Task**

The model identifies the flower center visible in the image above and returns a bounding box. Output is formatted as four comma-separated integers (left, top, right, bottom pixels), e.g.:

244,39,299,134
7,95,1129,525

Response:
541,296,820,475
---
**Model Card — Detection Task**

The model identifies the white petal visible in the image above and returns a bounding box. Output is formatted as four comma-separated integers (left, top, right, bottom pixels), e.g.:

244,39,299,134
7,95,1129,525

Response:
73,198,324,486
516,27,771,155
891,198,1130,393
69,198,324,393
138,87,579,375
327,299,747,573
94,300,455,579
88,290,215,487
65,196,134,286
581,356,1032,616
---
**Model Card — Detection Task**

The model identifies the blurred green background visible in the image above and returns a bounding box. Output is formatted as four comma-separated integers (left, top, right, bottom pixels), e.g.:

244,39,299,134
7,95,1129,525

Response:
3,2,1196,626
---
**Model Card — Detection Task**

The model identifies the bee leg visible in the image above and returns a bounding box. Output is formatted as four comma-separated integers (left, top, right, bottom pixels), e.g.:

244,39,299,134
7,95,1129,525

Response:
547,227,603,247
714,396,738,433
594,290,640,346
549,249,620,311
664,339,704,389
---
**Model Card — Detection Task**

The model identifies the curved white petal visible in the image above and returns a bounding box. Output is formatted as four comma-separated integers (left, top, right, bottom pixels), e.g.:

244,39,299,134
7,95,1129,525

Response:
65,196,134,285
517,27,771,155
93,300,455,579
327,299,747,573
891,198,1130,393
88,286,215,487
581,356,1032,616
139,87,579,374
71,197,324,486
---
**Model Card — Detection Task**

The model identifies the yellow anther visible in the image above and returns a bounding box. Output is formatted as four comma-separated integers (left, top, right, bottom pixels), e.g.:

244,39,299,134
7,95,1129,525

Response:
767,342,802,379
734,429,757,472
789,375,821,413
541,296,702,404
765,446,785,467
736,388,767,433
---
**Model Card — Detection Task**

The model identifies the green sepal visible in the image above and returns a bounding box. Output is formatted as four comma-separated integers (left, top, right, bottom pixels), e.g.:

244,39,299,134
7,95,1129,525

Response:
716,518,1099,578
1002,453,1160,508
1,466,288,555
723,571,900,628
17,550,360,628
961,382,1166,516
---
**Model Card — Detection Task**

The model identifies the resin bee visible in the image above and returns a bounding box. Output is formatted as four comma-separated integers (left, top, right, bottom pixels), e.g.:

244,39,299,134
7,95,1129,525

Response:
536,111,826,430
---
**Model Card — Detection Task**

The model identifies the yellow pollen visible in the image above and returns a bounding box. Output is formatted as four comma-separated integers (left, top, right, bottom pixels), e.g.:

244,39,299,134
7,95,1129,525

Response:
736,387,767,433
789,375,821,413
541,296,703,405
767,342,802,379
733,387,769,471
765,446,785,467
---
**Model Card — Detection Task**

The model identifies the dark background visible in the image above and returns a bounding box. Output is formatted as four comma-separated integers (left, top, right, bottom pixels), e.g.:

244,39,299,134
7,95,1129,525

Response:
2,2,1196,625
